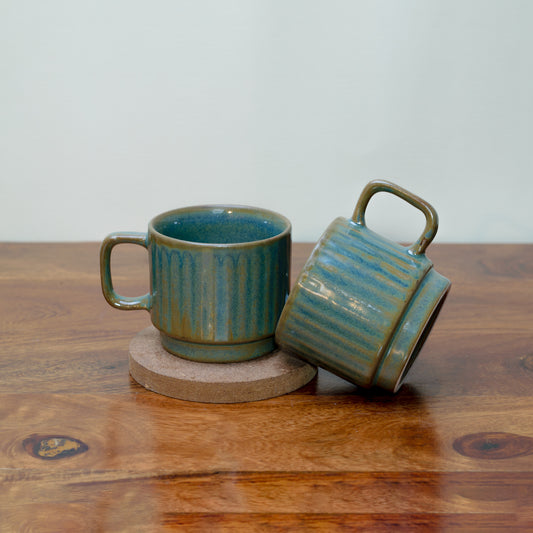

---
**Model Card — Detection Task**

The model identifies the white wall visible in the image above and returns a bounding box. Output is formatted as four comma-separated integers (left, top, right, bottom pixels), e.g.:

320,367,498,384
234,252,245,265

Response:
1,0,532,244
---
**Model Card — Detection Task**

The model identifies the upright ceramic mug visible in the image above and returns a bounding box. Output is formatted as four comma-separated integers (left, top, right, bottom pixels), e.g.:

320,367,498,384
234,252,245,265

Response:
275,180,451,392
100,205,291,363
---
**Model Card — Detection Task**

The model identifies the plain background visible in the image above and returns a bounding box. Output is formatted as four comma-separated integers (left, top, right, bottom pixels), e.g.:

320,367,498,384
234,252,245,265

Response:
1,0,532,244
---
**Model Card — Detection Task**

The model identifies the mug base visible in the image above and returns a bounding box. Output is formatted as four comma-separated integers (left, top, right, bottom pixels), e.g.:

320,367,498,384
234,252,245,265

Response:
374,270,451,392
159,332,276,363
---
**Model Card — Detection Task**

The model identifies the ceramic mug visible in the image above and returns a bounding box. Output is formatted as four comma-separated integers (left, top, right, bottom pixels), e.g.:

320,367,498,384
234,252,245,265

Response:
275,180,450,392
100,205,291,363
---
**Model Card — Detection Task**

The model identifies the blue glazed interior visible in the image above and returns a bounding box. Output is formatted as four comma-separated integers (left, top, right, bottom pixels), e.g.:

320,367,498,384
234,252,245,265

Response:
152,207,289,244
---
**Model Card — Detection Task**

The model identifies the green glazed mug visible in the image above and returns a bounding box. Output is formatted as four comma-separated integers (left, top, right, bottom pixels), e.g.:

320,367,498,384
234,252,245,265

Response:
100,205,291,363
275,180,451,392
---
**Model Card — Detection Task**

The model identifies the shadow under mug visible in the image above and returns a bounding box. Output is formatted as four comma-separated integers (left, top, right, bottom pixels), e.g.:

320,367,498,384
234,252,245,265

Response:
100,205,291,363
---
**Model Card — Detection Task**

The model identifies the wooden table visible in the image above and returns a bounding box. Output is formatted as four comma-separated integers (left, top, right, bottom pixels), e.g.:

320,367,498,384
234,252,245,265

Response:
1,242,533,531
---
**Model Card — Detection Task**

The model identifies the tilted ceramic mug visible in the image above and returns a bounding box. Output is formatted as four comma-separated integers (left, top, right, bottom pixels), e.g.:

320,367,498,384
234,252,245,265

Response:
100,205,291,363
275,180,450,392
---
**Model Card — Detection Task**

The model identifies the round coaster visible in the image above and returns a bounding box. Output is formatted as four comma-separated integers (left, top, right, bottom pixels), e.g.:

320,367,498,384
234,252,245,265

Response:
129,326,317,403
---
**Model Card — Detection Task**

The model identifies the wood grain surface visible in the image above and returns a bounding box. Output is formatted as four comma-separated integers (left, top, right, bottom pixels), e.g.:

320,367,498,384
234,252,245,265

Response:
1,242,533,531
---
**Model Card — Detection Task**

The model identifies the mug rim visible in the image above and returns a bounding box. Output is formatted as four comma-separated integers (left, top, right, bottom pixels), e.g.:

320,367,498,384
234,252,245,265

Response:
148,204,291,248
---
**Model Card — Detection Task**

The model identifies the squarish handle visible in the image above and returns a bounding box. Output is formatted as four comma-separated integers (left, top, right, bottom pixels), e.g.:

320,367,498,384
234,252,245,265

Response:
99,232,151,311
351,179,439,255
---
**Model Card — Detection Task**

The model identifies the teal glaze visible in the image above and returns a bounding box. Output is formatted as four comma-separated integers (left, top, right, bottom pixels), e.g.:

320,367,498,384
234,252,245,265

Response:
275,180,450,392
100,205,291,363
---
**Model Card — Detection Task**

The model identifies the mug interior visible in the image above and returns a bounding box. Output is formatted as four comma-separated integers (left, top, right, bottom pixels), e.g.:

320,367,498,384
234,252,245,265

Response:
151,206,290,245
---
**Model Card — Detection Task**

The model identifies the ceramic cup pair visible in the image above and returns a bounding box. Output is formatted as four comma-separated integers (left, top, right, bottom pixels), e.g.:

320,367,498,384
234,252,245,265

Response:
100,180,450,392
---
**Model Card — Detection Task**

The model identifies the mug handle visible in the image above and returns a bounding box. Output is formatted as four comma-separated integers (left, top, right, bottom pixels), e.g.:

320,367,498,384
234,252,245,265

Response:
351,179,439,256
99,232,151,311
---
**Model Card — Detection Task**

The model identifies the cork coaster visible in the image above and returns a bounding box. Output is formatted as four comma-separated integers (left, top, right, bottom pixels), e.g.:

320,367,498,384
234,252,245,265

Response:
129,326,317,403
